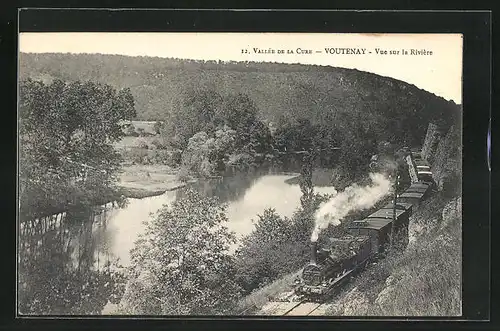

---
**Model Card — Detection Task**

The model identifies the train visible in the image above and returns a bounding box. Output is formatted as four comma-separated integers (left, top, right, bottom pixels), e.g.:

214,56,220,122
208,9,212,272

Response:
294,165,434,299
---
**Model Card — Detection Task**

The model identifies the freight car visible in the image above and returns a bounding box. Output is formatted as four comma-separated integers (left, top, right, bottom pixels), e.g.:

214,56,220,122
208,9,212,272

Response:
348,200,412,254
398,181,432,206
366,203,412,245
294,201,413,298
294,169,433,300
383,201,414,216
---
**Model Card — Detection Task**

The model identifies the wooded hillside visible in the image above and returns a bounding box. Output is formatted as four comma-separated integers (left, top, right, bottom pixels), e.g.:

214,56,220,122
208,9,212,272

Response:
19,53,460,139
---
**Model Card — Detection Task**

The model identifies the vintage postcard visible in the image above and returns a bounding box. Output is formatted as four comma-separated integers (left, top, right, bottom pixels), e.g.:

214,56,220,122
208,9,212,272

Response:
18,32,463,317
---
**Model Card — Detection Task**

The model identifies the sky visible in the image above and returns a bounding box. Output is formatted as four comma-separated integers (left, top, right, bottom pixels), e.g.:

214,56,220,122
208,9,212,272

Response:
19,32,463,104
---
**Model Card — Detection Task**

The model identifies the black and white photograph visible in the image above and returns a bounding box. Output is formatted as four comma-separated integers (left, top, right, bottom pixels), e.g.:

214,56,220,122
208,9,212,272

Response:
17,32,463,317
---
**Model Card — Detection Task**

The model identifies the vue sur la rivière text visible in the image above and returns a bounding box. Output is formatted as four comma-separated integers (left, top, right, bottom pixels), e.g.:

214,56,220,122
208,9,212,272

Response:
245,47,433,56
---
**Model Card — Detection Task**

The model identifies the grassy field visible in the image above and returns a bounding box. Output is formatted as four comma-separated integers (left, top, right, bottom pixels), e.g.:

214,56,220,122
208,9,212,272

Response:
113,136,160,150
118,164,188,198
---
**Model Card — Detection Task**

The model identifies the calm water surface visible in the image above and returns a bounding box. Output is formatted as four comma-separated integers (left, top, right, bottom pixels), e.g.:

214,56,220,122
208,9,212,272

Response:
18,171,337,314
102,173,337,267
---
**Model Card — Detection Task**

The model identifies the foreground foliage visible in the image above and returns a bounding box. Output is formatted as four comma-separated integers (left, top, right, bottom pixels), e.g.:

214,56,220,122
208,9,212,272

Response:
234,159,330,294
18,78,134,315
18,212,127,315
120,188,242,315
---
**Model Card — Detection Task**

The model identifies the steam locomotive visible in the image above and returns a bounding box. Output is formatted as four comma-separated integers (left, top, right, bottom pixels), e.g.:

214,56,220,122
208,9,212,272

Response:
294,179,433,299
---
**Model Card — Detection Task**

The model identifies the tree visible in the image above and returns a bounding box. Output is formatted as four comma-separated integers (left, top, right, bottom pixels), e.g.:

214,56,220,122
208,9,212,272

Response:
210,127,237,172
220,93,272,154
234,209,297,293
180,127,238,178
19,79,136,220
18,78,134,315
234,194,331,294
164,88,223,149
299,153,315,212
121,188,242,314
335,110,378,181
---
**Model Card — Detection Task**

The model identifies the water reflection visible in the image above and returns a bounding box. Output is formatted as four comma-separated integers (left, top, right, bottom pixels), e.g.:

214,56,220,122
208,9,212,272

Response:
224,174,337,240
103,172,336,266
176,169,265,203
18,170,336,315
103,191,177,267
18,206,125,315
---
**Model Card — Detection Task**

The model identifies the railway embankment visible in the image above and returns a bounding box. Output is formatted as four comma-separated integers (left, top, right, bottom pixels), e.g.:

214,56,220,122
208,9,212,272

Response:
324,193,461,316
323,122,462,316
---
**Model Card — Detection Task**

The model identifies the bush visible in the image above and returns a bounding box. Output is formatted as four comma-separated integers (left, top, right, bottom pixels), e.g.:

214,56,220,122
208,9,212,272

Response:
151,138,167,150
137,140,149,150
234,201,324,295
124,125,138,137
151,150,181,167
120,188,242,315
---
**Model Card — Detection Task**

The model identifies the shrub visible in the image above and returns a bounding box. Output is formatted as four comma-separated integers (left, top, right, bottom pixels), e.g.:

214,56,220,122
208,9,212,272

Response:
152,138,170,150
136,127,147,137
120,189,242,315
137,140,149,150
234,204,323,295
124,125,138,137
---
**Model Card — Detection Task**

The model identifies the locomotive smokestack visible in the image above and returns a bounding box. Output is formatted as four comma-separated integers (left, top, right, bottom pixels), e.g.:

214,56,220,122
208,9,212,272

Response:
310,241,318,265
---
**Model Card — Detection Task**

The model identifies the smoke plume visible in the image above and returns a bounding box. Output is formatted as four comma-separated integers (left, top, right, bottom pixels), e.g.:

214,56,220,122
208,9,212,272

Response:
310,173,392,242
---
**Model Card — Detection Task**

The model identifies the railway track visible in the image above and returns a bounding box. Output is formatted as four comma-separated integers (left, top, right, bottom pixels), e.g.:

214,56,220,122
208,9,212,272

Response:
249,154,432,317
257,297,332,316
255,259,369,316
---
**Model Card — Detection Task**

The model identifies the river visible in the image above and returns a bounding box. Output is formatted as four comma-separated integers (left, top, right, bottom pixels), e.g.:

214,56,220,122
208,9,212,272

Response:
101,172,337,267
18,170,337,315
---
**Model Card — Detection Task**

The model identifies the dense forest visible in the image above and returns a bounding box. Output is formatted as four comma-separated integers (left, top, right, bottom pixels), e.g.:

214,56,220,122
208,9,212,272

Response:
19,52,461,184
19,52,459,129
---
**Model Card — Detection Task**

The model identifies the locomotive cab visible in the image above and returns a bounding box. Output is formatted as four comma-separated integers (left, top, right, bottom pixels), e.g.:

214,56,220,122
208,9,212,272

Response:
296,236,372,298
316,247,331,263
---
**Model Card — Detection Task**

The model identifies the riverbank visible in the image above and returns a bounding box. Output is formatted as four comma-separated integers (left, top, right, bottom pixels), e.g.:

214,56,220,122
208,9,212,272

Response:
285,167,378,191
284,168,336,187
118,164,195,199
